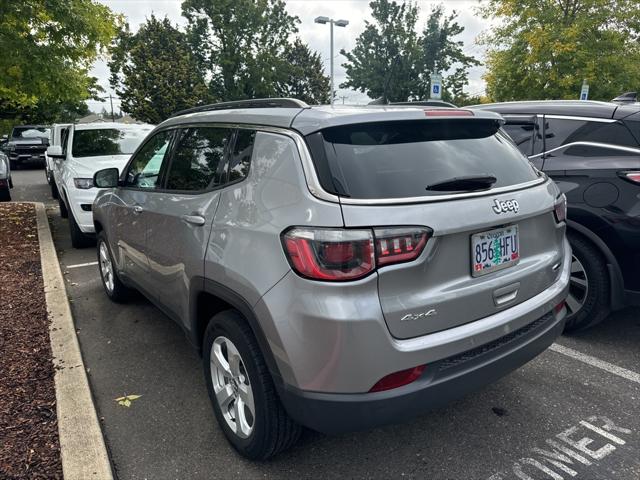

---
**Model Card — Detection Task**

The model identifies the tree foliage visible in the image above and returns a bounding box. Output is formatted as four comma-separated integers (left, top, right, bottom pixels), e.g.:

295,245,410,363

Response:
481,0,640,101
108,15,210,124
341,0,479,103
0,0,118,121
182,0,300,100
419,6,481,103
341,0,421,102
276,39,331,104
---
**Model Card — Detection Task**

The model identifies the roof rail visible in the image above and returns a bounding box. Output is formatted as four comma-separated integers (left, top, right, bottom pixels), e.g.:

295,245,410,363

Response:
171,98,310,117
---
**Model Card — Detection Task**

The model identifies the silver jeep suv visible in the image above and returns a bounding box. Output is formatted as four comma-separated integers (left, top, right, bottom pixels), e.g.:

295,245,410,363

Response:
92,99,571,459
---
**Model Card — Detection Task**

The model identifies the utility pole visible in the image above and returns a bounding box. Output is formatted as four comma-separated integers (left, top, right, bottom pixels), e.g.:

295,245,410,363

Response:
109,94,115,121
339,95,348,105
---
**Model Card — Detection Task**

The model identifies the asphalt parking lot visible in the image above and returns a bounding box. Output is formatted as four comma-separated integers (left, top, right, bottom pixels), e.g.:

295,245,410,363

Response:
11,167,640,480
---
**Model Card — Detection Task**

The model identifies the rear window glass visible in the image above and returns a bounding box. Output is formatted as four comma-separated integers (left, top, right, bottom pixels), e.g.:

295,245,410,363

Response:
307,120,539,199
72,128,151,158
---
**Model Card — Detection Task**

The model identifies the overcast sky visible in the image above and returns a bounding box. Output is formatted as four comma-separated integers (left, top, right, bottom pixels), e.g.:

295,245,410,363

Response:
89,0,489,113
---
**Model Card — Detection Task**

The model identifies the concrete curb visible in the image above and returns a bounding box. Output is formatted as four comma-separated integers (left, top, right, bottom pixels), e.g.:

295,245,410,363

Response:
35,202,114,480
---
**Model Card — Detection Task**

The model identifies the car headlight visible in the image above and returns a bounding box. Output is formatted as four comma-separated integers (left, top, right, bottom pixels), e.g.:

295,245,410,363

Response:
73,178,94,189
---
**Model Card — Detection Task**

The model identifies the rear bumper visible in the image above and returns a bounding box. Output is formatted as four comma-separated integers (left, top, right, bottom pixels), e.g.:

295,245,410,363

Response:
278,308,565,434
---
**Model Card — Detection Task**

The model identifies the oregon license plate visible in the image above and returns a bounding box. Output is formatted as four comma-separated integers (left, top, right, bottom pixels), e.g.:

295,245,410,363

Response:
471,225,519,277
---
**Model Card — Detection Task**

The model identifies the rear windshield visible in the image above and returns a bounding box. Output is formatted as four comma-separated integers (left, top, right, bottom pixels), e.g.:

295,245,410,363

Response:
12,127,50,139
72,128,151,158
306,120,540,199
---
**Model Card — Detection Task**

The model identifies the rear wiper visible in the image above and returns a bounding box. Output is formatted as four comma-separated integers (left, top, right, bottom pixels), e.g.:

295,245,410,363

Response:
426,175,497,192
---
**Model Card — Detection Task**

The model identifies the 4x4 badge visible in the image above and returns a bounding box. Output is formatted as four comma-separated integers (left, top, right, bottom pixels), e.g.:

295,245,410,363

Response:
492,199,519,214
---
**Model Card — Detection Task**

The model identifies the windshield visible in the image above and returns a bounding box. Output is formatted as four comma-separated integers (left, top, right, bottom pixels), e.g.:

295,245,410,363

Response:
306,119,540,199
72,128,152,158
12,127,50,139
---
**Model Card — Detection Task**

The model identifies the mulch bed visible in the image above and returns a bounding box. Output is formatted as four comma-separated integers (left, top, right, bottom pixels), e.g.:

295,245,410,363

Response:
0,203,62,479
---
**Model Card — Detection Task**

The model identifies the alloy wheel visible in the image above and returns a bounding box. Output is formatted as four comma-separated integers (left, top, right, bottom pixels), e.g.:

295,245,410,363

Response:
99,241,114,294
566,254,588,316
210,336,255,439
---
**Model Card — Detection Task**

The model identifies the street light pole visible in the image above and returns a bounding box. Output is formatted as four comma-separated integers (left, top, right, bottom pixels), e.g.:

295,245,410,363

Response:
315,16,349,107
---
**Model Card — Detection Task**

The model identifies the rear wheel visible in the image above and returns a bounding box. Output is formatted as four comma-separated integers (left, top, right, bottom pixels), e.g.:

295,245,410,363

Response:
69,210,93,248
97,232,130,302
563,233,610,332
203,310,301,460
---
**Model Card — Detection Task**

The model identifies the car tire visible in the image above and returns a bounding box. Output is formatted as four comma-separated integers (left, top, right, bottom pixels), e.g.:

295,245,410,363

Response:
51,181,59,199
58,192,68,218
203,310,302,460
9,160,17,170
97,231,131,302
68,210,93,248
0,188,10,202
563,232,610,333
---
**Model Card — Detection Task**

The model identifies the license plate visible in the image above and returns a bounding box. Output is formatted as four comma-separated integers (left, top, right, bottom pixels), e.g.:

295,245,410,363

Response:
471,225,519,277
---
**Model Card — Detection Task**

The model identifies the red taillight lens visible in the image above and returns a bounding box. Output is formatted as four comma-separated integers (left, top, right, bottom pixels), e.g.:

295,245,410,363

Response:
554,195,567,223
283,227,431,281
374,227,430,267
283,228,375,281
620,171,640,184
554,300,565,315
369,365,426,392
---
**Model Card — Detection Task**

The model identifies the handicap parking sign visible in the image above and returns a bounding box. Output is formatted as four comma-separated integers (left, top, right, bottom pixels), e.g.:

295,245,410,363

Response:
430,74,442,99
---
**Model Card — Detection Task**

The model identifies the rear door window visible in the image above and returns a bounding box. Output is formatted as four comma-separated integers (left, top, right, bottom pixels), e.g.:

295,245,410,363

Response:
306,120,539,199
164,127,233,191
543,117,639,152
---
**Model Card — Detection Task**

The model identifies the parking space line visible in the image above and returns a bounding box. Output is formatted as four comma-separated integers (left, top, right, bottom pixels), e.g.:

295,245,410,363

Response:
550,343,640,384
66,261,99,269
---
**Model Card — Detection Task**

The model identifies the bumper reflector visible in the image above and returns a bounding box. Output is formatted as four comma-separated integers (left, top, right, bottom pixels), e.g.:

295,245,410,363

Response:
369,365,426,392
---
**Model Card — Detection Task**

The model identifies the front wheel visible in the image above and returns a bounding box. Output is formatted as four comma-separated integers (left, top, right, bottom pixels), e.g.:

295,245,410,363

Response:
68,210,93,248
97,232,131,302
0,188,10,202
563,233,610,332
203,311,301,460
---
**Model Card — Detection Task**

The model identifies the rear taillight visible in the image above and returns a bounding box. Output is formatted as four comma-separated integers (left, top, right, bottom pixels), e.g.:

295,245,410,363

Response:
554,195,567,223
369,365,426,392
282,227,431,281
619,171,640,184
283,228,375,281
374,227,430,267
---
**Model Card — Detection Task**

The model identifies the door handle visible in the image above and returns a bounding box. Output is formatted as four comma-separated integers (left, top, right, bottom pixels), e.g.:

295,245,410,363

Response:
133,205,143,214
181,214,206,226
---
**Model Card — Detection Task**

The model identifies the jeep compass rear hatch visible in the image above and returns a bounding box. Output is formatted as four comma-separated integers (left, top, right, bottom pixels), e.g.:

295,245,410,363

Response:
306,118,565,339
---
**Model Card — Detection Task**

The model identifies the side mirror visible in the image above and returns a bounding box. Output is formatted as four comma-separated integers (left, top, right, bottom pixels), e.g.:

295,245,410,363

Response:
47,145,64,158
94,168,119,188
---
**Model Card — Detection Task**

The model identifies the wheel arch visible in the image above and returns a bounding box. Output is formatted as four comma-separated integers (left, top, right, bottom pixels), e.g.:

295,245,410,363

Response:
189,278,283,384
566,220,625,310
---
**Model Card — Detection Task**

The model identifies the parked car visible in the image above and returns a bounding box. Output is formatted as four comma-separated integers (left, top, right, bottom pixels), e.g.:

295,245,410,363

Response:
0,151,11,201
50,122,154,247
91,99,570,459
3,125,50,169
45,123,71,198
470,100,640,331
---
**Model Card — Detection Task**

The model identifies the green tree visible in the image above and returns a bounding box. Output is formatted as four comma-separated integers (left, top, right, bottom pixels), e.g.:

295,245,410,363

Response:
0,0,118,121
419,6,480,103
481,0,640,101
108,16,210,124
276,39,331,104
340,0,421,102
182,0,299,101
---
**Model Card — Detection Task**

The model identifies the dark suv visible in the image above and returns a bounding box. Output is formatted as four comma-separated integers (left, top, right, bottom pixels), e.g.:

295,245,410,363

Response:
472,100,640,331
3,125,50,168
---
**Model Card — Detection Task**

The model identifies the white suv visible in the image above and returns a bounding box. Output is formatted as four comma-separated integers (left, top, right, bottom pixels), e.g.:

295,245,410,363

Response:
51,122,154,247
